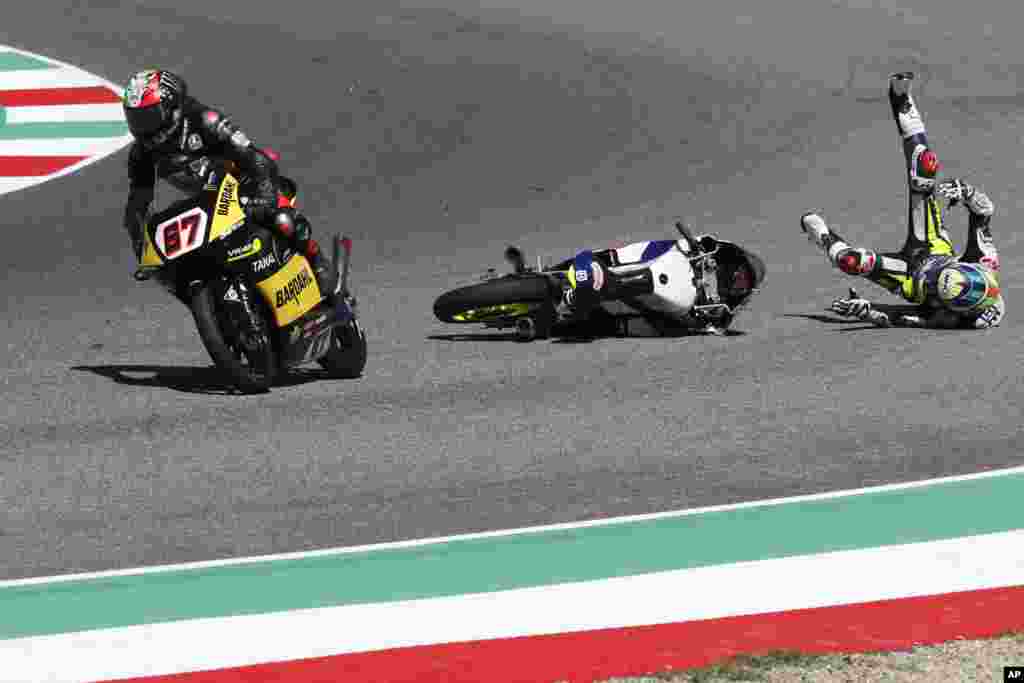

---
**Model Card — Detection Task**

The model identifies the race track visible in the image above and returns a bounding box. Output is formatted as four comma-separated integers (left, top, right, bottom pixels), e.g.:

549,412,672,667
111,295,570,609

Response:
1,0,1022,580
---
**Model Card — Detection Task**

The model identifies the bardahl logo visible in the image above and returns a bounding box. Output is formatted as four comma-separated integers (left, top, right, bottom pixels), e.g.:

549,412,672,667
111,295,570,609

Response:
275,270,314,308
187,134,203,151
217,179,237,216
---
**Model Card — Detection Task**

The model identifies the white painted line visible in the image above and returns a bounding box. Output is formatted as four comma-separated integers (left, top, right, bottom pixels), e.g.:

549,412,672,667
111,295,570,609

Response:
0,44,124,93
3,529,1022,683
0,137,130,157
0,178,47,194
3,463,1023,589
0,68,115,91
3,103,124,123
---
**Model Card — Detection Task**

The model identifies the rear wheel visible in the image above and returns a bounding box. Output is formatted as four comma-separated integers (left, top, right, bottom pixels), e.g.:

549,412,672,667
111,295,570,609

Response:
318,319,367,378
433,275,554,324
191,284,276,394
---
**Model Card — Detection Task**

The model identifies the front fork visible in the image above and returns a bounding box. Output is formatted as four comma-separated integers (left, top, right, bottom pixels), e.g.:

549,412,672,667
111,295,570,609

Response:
206,276,269,351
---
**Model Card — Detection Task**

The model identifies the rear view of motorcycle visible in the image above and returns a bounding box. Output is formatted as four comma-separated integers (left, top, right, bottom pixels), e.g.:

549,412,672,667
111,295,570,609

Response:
135,166,367,393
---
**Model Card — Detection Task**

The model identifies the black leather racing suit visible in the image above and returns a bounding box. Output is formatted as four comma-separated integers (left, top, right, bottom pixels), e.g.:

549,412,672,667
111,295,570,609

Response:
124,95,282,252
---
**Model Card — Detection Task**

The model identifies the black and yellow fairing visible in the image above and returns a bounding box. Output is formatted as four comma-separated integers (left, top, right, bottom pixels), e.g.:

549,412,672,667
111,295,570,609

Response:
255,252,322,327
137,171,322,328
138,172,248,269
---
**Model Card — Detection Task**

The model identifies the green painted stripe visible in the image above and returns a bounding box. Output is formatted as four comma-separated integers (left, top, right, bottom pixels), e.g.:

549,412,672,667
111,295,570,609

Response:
0,121,128,139
2,473,1022,640
0,52,55,71
0,106,5,127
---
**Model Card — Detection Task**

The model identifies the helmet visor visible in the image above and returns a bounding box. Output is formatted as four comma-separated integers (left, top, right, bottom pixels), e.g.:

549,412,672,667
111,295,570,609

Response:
125,103,166,140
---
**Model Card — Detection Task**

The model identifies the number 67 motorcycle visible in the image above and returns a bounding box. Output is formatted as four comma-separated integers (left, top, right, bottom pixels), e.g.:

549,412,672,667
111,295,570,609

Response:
134,167,367,393
433,222,765,340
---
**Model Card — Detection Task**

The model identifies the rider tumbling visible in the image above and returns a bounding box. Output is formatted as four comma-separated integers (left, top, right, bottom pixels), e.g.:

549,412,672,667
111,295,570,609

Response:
121,69,341,337
801,72,1003,329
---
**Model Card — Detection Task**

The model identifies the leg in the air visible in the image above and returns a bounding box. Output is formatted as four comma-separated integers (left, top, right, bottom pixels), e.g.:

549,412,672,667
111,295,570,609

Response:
888,72,947,256
801,212,913,297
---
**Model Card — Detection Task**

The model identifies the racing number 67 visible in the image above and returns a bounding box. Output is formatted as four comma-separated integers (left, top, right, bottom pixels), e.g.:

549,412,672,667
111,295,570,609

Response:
157,208,208,258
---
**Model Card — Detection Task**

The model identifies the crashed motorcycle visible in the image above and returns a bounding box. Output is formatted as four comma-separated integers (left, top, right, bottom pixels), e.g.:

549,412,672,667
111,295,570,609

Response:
134,166,367,393
433,222,765,340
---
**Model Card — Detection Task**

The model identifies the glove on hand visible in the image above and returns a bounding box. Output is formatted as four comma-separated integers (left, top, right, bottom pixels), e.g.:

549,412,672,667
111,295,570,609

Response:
829,288,891,327
935,178,973,206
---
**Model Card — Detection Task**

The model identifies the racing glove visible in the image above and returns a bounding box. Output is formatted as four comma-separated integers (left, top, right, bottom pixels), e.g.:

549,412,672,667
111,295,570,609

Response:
829,288,892,327
936,178,994,216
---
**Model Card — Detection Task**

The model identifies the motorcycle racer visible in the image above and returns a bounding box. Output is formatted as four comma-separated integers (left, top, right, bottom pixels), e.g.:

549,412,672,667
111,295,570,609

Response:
121,69,340,327
800,72,1003,329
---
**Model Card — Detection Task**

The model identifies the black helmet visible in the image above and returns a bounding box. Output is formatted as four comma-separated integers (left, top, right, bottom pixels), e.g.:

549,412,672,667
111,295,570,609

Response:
123,69,187,147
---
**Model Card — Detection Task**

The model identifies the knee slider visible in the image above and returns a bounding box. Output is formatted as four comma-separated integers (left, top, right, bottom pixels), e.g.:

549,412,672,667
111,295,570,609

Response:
273,208,296,238
836,247,877,275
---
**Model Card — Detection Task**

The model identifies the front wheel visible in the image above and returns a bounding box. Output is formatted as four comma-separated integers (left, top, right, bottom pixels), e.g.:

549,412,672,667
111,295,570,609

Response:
318,319,367,379
191,284,276,394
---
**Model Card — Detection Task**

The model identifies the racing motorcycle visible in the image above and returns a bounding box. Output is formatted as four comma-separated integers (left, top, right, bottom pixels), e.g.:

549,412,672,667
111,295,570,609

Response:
433,222,765,340
134,166,367,393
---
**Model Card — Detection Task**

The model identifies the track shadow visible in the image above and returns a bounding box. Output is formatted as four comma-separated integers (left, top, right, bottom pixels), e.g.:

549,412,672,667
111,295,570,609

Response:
427,332,521,342
429,327,747,344
783,313,865,325
72,365,329,395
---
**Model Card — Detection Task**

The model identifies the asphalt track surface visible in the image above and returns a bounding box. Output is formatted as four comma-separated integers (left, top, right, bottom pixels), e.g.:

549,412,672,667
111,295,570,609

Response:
1,1,1022,580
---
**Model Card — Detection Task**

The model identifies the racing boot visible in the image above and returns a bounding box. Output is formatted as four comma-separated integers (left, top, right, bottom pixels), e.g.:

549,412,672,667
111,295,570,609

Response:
274,209,340,302
888,72,925,140
801,212,848,255
303,239,341,303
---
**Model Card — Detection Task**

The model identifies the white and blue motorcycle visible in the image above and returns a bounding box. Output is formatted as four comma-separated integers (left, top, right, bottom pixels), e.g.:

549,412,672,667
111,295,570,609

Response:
433,223,765,340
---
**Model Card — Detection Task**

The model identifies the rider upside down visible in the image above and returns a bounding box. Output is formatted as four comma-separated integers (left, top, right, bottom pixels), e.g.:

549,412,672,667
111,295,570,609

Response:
801,72,1003,330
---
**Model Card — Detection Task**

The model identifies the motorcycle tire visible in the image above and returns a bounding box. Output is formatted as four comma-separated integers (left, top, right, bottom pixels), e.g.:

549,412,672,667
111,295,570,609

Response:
318,318,368,379
191,283,276,394
433,274,554,323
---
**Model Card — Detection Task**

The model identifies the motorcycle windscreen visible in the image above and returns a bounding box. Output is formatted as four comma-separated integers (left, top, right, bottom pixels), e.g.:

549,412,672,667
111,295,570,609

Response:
714,242,766,309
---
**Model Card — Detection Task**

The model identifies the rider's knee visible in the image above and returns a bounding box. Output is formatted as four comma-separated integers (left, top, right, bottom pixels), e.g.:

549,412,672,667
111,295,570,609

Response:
835,247,878,276
271,208,312,240
272,208,296,238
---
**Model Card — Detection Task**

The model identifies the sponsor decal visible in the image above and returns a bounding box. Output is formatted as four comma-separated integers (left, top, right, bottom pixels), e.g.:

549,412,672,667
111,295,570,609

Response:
223,285,239,302
230,129,251,148
187,133,203,151
275,269,314,308
252,252,276,274
226,237,261,262
217,178,237,216
289,325,302,344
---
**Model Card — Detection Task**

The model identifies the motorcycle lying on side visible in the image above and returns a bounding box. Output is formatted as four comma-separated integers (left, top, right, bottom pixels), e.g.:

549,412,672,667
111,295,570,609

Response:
433,222,765,340
134,165,367,393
